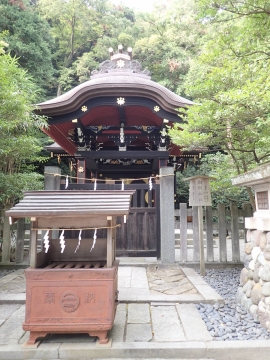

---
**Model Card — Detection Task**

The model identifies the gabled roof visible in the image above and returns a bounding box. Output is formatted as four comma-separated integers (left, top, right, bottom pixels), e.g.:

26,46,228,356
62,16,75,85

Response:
6,190,134,221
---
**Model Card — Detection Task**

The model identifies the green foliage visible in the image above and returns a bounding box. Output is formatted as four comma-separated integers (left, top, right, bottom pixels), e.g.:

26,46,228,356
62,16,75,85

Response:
0,0,56,100
176,153,251,208
169,0,270,208
199,153,251,208
0,42,47,206
134,0,203,95
0,172,43,206
176,164,206,204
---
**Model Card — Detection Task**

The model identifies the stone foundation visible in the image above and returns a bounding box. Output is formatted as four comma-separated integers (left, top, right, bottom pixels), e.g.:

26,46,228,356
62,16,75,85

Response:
237,229,270,331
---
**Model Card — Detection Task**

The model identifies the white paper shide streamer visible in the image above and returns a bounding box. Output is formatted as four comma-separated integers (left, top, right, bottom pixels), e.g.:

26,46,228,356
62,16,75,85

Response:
65,175,69,189
90,228,97,252
74,229,82,253
94,179,97,190
121,180,124,190
43,230,50,253
59,230,65,253
149,177,153,191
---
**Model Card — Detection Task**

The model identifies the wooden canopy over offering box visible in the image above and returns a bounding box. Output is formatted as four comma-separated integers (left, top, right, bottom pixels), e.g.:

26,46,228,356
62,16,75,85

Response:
6,190,134,345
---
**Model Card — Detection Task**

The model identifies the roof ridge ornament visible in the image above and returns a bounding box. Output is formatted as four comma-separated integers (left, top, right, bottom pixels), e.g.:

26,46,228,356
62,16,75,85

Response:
91,45,151,78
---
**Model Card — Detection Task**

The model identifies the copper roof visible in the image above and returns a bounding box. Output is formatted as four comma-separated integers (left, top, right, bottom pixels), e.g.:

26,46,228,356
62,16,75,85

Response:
37,74,193,116
6,190,134,219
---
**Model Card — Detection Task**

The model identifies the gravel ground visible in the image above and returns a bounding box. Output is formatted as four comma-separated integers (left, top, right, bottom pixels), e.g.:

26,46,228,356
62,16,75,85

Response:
196,268,270,341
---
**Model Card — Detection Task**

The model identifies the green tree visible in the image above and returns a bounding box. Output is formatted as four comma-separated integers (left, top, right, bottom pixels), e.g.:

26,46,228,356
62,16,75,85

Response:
134,0,203,95
37,0,110,95
0,0,56,100
169,0,270,208
0,40,47,208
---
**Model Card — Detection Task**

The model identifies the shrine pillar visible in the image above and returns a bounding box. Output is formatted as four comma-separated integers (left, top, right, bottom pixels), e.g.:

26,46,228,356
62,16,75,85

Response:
160,166,175,263
77,158,86,184
44,166,61,190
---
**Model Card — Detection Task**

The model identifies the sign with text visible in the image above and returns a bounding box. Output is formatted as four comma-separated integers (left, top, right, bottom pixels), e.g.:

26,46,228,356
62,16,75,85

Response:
184,176,213,207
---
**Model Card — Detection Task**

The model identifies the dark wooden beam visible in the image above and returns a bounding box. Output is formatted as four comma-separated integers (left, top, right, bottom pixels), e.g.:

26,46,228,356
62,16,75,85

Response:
75,150,169,159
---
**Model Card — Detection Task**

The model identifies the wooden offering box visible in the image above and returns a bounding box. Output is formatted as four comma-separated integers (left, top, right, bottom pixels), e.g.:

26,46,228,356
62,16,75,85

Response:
6,190,134,345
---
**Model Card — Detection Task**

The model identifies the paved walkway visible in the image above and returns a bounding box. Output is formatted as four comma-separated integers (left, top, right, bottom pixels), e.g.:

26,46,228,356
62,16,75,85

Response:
0,263,269,359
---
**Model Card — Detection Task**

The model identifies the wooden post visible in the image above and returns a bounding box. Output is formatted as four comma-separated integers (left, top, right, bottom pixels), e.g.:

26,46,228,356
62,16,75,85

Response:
218,203,227,262
112,217,116,262
107,217,113,268
205,206,214,262
180,203,187,262
192,206,200,261
15,218,25,263
30,220,38,269
231,203,240,262
2,204,11,263
198,206,205,276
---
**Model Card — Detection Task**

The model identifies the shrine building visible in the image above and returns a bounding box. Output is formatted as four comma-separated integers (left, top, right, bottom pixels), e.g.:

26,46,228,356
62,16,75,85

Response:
36,45,196,259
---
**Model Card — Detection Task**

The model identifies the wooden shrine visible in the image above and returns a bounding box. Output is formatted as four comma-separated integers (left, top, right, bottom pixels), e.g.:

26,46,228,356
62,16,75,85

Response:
6,190,134,345
36,45,197,258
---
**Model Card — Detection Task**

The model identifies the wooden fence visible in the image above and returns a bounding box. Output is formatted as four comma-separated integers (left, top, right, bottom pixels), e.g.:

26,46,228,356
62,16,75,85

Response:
1,203,253,265
174,203,253,264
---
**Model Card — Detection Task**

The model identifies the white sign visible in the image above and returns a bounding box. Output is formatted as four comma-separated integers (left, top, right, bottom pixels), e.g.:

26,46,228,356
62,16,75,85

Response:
186,176,212,207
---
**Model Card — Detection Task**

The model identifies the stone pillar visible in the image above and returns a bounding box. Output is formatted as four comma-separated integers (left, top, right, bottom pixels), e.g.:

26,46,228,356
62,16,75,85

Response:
160,167,175,263
44,166,61,240
1,204,11,263
44,166,61,190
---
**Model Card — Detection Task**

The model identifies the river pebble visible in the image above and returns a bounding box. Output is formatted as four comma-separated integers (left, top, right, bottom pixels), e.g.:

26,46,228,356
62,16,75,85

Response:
196,268,270,341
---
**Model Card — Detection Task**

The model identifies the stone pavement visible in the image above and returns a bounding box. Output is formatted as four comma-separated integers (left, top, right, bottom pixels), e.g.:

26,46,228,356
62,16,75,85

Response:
0,263,270,360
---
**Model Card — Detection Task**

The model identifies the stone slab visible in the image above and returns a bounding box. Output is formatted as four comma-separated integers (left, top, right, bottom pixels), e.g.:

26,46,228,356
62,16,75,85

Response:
128,303,150,324
118,276,131,288
0,343,60,359
109,303,126,342
0,305,25,345
195,284,224,303
207,340,270,360
118,266,133,276
0,293,26,304
0,304,21,319
187,276,209,286
151,305,186,341
126,324,152,342
176,304,213,341
181,267,199,277
131,267,149,289
58,341,208,359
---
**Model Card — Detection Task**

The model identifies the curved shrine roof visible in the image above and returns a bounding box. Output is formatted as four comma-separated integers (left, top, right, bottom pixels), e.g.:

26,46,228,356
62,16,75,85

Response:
37,53,193,116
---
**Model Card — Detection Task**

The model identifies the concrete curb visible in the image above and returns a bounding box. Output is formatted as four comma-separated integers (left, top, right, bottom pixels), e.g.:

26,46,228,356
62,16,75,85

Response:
0,340,269,360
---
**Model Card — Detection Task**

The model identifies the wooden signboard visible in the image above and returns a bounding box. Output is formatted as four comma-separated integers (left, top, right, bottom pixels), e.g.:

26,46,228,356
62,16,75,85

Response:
184,175,214,276
186,176,212,207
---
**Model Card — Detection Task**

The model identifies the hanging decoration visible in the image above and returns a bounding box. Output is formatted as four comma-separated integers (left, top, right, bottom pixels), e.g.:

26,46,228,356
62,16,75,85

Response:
94,179,97,191
121,180,124,190
74,229,82,253
43,230,50,253
149,177,153,191
90,229,97,252
65,175,69,189
59,230,65,253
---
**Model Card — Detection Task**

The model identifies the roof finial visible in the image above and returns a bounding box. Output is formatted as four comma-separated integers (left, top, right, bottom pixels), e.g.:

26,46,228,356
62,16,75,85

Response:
108,47,114,58
118,44,123,53
127,47,133,59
